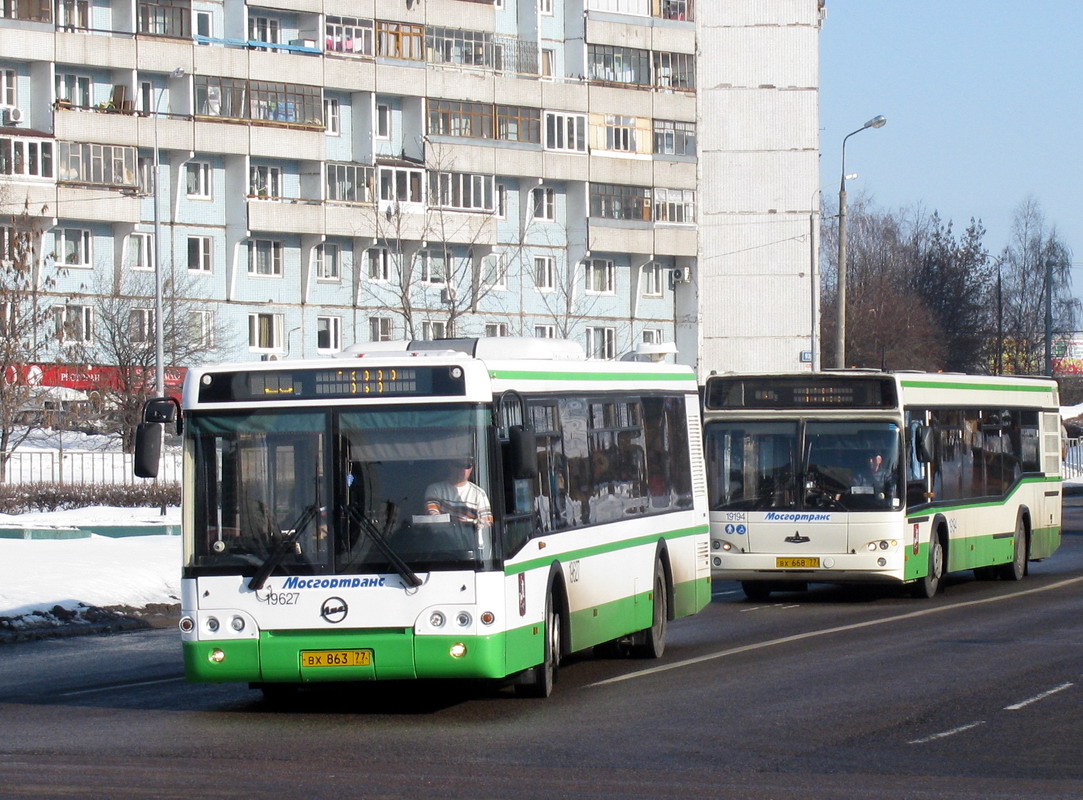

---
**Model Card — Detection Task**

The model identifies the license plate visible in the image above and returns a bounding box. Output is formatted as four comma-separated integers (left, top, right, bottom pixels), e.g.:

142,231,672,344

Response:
301,649,372,668
776,557,820,569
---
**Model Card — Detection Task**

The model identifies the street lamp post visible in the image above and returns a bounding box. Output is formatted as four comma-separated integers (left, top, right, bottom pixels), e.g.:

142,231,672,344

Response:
152,67,185,397
835,114,887,369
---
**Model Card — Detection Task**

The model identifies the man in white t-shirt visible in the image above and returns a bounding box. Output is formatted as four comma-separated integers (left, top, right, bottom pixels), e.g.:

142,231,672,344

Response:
424,458,493,527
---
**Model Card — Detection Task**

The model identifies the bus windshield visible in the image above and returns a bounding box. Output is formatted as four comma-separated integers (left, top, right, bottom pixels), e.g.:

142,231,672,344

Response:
705,420,901,512
186,405,497,578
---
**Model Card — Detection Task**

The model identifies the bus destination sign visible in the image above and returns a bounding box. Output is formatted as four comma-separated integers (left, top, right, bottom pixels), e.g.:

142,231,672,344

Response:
197,365,466,403
704,376,897,410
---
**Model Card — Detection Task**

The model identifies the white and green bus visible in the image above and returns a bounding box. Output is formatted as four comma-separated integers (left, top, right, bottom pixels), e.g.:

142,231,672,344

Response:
702,371,1062,600
136,337,711,698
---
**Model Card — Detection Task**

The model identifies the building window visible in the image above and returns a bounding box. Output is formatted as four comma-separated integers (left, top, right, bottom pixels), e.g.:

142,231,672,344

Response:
496,105,541,143
194,76,321,125
57,228,91,267
1,68,16,107
496,184,507,218
129,307,154,343
653,51,695,90
186,162,211,198
653,188,696,223
642,327,663,345
376,21,424,61
539,0,553,15
642,262,663,297
590,183,652,221
57,0,89,29
375,102,391,139
654,119,696,156
56,142,137,188
534,324,555,339
140,0,189,37
195,11,211,42
0,137,55,179
54,304,93,344
485,322,509,337
426,27,494,68
483,254,507,290
188,310,214,348
326,16,374,56
317,316,342,352
422,320,447,340
324,98,340,135
534,255,555,291
540,49,555,79
248,312,282,351
248,15,282,50
128,232,154,271
326,162,375,203
586,326,615,360
315,243,340,280
427,99,493,140
587,44,650,87
585,258,614,295
187,235,212,272
419,249,445,284
655,0,694,21
430,171,495,212
544,112,586,152
603,114,642,152
249,239,283,276
369,316,394,342
55,73,91,108
378,165,423,204
531,187,556,221
367,247,392,282
249,165,282,198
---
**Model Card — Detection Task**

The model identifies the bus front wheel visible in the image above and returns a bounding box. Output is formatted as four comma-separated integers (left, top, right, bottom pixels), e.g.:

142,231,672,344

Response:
911,532,945,598
515,589,561,698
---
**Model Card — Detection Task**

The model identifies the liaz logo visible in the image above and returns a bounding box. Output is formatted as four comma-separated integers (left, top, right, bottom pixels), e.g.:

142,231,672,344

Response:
320,597,348,624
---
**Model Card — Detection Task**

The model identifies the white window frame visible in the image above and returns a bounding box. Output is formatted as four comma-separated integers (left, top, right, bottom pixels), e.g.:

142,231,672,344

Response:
585,257,614,295
129,307,154,342
539,0,553,15
1,137,55,179
422,320,447,340
534,255,555,291
248,312,283,351
316,315,342,352
485,322,509,337
186,161,212,198
248,239,283,277
642,328,663,345
128,232,154,271
56,73,91,108
544,112,586,153
58,228,91,268
188,309,214,348
367,247,392,282
534,324,555,339
586,326,616,360
653,187,696,223
1,68,16,107
430,171,495,213
483,253,508,290
378,165,424,204
315,242,341,281
419,249,445,285
187,235,212,272
249,164,283,199
642,262,662,297
369,316,393,342
375,102,391,140
54,304,93,344
531,186,556,221
324,98,340,136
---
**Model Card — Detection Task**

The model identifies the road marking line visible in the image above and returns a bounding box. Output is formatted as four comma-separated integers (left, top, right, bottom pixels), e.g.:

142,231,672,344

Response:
588,575,1083,687
1004,682,1074,710
907,721,986,745
58,676,186,697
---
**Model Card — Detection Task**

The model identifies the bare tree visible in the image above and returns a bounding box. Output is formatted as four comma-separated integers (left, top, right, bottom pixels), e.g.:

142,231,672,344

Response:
0,199,56,479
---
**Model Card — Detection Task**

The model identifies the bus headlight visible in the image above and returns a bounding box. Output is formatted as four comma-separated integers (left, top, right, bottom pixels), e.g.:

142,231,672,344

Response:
449,643,467,658
206,616,220,633
456,611,472,628
209,648,226,663
230,615,246,632
429,611,446,628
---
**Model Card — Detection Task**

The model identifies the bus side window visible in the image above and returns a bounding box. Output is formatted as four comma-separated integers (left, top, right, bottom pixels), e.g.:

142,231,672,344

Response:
905,413,929,508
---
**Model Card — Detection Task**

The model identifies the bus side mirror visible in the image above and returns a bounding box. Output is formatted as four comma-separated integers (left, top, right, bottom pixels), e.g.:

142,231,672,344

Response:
143,396,182,434
917,426,935,463
134,422,163,478
507,425,538,479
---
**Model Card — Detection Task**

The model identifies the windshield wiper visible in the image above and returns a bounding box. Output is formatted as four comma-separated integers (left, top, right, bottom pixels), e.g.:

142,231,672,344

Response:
248,504,321,591
344,501,422,588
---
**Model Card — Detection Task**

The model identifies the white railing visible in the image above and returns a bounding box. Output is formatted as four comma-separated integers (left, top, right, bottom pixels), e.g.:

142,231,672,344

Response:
0,450,181,486
1064,438,1083,481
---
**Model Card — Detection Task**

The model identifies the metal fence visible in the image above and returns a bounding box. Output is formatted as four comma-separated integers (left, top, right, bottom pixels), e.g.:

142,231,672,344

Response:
0,450,182,486
1065,438,1082,481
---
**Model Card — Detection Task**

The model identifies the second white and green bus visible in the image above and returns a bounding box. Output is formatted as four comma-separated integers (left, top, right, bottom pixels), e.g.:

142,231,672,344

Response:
136,337,711,698
702,371,1062,600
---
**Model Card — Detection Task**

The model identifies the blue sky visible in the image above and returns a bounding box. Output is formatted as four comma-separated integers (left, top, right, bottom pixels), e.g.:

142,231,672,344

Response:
819,1,1082,285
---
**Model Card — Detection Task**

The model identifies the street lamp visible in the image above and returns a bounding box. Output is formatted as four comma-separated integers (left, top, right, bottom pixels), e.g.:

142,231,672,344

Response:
834,114,887,369
152,67,185,397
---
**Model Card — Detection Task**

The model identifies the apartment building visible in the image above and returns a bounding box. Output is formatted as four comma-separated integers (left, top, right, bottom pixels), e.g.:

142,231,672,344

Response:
0,0,819,377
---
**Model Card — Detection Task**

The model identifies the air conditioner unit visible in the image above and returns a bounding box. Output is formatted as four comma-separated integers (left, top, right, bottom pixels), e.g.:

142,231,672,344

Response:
3,107,24,125
668,267,692,289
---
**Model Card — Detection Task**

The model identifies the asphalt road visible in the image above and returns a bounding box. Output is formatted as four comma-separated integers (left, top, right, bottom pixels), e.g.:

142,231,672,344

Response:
1,503,1082,799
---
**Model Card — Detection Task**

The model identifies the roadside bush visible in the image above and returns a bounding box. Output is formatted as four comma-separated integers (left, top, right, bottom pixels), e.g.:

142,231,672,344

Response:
0,482,180,515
